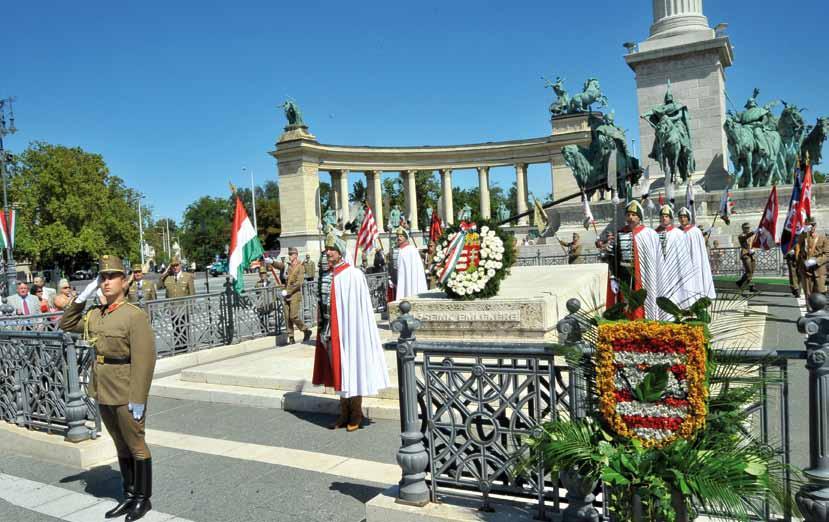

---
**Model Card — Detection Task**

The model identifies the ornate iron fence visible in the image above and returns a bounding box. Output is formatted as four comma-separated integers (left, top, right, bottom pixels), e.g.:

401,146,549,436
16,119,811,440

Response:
516,247,788,277
0,311,63,332
390,301,798,521
302,271,389,326
0,331,99,441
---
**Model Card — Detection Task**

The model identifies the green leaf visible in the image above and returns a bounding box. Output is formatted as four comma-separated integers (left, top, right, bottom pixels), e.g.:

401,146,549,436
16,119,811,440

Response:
656,297,683,318
601,468,631,486
635,365,670,403
690,297,712,315
744,459,766,476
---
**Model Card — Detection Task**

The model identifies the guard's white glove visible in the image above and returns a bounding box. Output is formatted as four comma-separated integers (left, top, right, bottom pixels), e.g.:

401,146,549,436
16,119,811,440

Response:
610,278,620,295
127,403,145,420
75,276,102,303
281,290,288,298
807,258,818,268
264,257,275,266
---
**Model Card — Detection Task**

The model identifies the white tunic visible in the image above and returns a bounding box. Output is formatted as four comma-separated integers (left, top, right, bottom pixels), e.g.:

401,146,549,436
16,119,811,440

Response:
682,226,717,303
333,264,390,398
395,244,428,299
633,226,665,320
657,226,692,317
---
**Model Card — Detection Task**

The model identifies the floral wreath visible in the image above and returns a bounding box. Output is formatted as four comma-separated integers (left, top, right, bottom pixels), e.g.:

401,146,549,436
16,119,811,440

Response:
429,220,515,300
596,320,708,448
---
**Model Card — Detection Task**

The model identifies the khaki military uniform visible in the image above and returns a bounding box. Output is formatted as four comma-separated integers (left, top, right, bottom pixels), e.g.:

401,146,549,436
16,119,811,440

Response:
161,271,195,350
737,232,756,289
304,259,316,281
60,299,155,459
285,261,307,340
559,239,582,264
796,231,829,297
127,280,158,304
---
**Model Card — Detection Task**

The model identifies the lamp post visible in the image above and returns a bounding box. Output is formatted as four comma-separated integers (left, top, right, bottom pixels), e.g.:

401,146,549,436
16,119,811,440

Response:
0,97,17,298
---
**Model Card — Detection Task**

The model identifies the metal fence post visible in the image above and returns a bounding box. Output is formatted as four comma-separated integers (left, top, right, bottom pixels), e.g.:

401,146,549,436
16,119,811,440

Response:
223,277,235,344
555,298,600,522
797,292,829,520
63,334,91,442
390,301,429,507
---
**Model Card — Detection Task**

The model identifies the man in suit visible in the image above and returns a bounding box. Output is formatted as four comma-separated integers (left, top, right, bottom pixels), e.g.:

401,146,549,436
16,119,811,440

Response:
7,281,41,315
60,256,156,521
160,257,195,351
797,216,829,298
127,266,158,305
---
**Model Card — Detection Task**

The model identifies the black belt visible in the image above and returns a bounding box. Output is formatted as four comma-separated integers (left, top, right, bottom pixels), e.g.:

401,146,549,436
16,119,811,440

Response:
96,355,131,365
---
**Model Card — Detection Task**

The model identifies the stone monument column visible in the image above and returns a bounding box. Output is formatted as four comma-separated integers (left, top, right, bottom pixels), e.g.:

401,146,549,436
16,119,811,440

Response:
365,170,384,232
402,170,419,230
440,169,454,225
337,169,350,225
272,125,322,256
477,166,491,220
514,164,529,225
625,0,733,190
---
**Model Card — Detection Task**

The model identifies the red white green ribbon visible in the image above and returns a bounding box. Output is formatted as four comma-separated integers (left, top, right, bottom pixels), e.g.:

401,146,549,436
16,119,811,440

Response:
437,221,476,285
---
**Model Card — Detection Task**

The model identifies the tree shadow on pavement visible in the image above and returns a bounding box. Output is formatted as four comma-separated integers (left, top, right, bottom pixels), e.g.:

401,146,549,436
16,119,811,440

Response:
328,481,385,503
59,465,122,499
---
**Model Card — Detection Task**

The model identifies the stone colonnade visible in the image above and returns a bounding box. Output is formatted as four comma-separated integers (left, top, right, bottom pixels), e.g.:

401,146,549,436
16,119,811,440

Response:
319,164,533,229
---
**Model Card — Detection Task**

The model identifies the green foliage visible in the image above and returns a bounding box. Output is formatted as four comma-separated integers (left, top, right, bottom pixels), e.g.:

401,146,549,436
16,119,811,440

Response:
9,142,140,272
180,196,231,267
227,181,281,249
632,365,669,403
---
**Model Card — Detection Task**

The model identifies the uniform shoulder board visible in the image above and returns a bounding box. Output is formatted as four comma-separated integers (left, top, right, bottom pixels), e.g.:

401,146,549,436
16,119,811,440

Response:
124,302,148,314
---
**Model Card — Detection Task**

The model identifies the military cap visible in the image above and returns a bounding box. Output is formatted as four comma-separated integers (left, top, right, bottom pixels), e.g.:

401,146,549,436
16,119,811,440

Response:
659,205,674,218
677,207,692,218
132,264,144,273
625,200,644,221
288,247,298,255
394,226,411,239
741,222,751,230
99,255,126,274
807,216,817,226
324,230,347,255
170,256,181,266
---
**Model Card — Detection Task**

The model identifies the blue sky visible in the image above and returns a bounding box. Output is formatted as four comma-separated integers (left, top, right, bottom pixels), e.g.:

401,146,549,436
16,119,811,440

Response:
5,1,828,221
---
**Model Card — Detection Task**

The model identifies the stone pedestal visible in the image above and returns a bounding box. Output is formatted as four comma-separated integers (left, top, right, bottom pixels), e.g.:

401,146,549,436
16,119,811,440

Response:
389,265,608,342
549,112,603,202
625,2,734,191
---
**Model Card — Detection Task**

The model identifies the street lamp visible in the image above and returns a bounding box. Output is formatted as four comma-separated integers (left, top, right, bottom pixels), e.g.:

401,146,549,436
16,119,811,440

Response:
0,97,17,298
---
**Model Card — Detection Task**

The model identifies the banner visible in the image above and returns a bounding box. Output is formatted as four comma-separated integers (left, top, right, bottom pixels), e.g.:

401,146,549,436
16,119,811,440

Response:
752,185,778,250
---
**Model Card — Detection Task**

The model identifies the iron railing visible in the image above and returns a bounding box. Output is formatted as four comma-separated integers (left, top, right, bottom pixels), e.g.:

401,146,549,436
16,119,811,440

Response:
0,331,99,441
302,271,390,326
390,301,801,521
515,247,788,277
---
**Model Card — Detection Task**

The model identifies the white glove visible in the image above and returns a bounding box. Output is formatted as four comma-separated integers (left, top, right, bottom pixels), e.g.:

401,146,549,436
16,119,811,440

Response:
281,290,288,298
807,258,818,268
75,276,102,303
127,403,145,420
264,257,275,266
610,278,620,295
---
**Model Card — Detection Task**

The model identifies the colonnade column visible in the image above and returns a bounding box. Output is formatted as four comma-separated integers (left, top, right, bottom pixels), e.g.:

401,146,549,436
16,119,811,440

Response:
515,163,529,225
334,170,350,225
329,170,341,216
402,170,419,230
477,166,491,220
365,170,384,232
440,169,454,225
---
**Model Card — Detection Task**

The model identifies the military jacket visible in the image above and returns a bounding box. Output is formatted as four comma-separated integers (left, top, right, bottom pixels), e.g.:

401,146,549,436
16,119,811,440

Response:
304,260,316,279
796,232,829,266
161,271,195,298
285,262,305,305
60,299,156,405
127,280,158,303
738,232,755,257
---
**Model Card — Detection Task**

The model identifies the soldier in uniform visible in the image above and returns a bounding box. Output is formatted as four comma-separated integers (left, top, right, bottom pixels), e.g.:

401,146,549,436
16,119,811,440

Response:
59,256,156,521
126,266,157,305
557,232,582,264
796,216,829,298
303,254,316,281
160,256,195,351
736,223,757,292
283,247,311,344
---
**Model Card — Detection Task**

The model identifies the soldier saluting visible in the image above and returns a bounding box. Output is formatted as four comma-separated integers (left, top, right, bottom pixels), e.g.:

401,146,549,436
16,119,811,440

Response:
60,256,156,521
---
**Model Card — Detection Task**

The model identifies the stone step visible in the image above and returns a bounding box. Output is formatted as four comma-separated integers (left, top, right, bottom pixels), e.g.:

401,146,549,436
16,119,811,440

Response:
150,374,400,421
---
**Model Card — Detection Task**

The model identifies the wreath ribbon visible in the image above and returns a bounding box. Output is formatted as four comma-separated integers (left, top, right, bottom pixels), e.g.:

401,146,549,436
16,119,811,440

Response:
437,221,476,285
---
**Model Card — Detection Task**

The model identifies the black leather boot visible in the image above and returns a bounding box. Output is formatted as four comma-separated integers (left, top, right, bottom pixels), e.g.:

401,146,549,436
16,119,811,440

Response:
105,457,134,518
302,329,312,343
126,459,152,521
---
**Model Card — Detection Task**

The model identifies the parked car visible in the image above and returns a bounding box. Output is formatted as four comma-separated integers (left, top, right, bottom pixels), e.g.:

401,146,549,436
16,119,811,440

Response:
209,260,228,277
70,269,95,281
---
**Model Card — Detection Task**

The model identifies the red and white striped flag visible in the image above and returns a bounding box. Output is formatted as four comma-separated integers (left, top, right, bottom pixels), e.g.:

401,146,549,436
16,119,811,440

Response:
752,185,779,251
354,204,379,261
0,209,15,249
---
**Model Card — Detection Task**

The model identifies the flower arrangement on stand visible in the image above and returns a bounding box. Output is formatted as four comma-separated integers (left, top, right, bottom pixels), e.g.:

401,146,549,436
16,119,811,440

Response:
429,220,515,300
519,294,799,522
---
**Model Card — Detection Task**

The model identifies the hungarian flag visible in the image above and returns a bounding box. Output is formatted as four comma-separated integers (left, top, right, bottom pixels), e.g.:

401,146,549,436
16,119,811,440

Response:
0,209,15,249
717,188,735,226
788,163,813,251
752,185,779,250
780,170,803,253
229,196,264,292
354,204,379,262
429,208,442,243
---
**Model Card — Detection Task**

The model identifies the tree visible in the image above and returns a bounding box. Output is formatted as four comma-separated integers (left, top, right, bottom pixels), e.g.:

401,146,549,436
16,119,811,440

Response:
350,180,367,204
180,197,231,267
231,180,281,249
9,142,140,273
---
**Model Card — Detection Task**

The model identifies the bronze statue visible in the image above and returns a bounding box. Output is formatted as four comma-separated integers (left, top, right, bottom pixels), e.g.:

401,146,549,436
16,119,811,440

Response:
723,88,786,187
544,76,570,117
803,117,829,166
282,99,305,127
642,82,695,186
568,78,608,113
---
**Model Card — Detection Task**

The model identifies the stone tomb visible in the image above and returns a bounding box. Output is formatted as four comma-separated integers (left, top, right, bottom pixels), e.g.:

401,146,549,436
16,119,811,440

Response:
389,264,608,342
